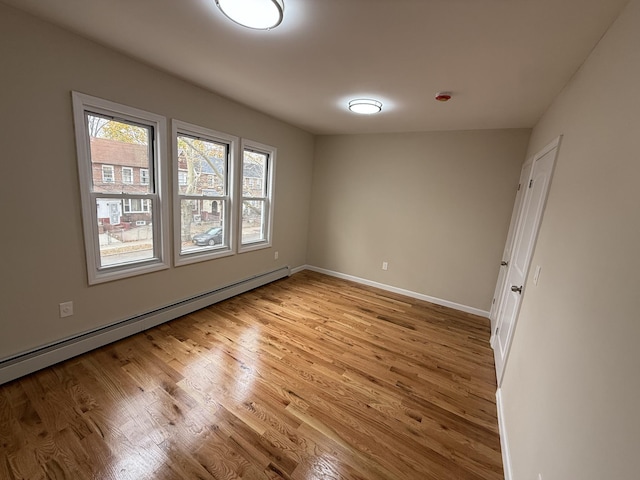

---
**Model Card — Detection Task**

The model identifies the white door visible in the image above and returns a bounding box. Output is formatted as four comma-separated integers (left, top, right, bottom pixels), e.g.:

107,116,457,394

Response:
108,202,121,225
493,137,561,384
490,159,533,342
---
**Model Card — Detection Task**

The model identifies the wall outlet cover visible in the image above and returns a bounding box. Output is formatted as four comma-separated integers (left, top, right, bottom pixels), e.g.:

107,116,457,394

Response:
59,301,74,318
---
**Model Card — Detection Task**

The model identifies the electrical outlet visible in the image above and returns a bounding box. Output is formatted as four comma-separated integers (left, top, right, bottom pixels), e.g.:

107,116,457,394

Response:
274,251,279,260
382,261,388,271
59,301,74,318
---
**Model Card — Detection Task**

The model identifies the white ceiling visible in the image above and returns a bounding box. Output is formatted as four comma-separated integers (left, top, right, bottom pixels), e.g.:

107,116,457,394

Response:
2,0,630,134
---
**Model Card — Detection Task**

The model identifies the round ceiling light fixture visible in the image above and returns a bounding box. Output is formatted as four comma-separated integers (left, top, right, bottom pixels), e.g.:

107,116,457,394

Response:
215,0,284,30
348,99,383,115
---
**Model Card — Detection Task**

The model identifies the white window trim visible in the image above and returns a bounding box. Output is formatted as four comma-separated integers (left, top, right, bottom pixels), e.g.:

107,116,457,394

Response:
172,119,238,267
238,139,276,253
122,166,134,184
140,168,149,185
72,91,170,284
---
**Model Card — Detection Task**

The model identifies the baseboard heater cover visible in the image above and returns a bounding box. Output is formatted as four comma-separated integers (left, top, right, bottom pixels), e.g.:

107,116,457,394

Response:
0,266,290,385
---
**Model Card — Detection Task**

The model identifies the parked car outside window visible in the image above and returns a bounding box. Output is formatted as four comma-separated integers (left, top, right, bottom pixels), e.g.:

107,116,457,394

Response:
192,227,222,246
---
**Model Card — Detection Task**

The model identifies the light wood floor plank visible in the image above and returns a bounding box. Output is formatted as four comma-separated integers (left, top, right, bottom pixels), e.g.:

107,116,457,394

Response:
0,270,502,479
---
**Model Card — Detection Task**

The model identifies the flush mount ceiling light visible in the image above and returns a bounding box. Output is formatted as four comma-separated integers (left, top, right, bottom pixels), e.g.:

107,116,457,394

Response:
215,0,284,30
348,99,383,115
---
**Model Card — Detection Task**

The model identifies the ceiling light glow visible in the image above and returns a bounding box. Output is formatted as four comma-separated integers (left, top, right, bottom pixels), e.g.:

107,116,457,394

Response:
348,99,383,115
216,0,284,30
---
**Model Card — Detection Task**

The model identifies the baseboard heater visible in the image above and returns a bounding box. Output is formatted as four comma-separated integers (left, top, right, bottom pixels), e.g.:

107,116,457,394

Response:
0,266,290,385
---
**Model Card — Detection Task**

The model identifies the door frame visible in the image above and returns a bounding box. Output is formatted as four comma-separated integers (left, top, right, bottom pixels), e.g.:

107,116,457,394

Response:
491,135,562,384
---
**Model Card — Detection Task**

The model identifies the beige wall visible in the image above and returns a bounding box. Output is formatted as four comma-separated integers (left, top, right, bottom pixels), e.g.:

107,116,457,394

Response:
308,130,531,311
501,0,640,478
7,4,638,476
0,5,314,359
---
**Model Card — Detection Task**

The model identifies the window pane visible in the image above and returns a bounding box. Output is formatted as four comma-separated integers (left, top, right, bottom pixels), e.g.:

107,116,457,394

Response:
122,167,133,184
179,199,225,254
96,197,154,267
243,150,267,197
242,200,266,244
102,165,114,183
87,113,152,194
122,198,151,213
177,135,227,196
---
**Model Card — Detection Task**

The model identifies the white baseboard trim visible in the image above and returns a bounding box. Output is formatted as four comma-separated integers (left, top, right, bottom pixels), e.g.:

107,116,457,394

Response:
297,265,489,317
496,388,513,480
290,264,307,275
0,267,290,385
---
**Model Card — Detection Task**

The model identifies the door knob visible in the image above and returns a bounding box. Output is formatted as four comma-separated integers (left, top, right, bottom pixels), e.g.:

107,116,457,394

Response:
511,285,523,294
501,261,509,266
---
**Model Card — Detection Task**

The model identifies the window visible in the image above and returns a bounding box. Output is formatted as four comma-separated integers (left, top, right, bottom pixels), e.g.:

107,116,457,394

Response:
172,120,237,266
122,166,133,184
240,139,275,251
102,165,114,183
140,168,149,185
72,92,169,284
123,198,151,213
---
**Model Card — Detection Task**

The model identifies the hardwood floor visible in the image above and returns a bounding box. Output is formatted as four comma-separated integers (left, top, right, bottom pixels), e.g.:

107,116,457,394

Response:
0,271,503,480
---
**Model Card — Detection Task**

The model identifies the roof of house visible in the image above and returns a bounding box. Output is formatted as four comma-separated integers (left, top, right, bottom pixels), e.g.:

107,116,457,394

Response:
90,137,149,168
91,137,264,179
